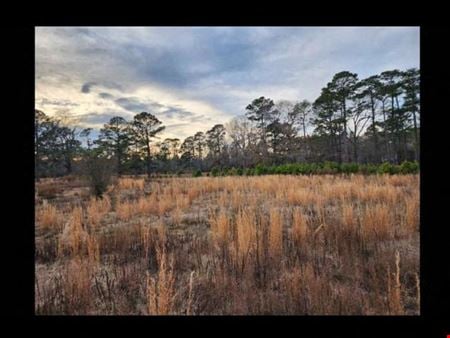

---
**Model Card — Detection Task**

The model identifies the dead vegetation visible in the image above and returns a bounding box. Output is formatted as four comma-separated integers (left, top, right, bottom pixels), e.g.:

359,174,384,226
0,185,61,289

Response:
35,174,419,315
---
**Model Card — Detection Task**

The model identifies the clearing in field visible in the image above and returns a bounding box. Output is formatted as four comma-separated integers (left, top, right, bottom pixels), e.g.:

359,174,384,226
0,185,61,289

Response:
35,174,419,315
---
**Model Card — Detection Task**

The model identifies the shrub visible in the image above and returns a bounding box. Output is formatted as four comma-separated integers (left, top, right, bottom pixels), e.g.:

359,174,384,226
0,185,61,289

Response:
230,167,241,176
245,168,254,176
308,163,318,174
341,162,359,174
360,164,378,175
211,167,220,177
255,164,267,176
322,161,340,173
192,170,202,177
400,161,419,174
83,155,114,199
377,162,395,175
198,162,419,177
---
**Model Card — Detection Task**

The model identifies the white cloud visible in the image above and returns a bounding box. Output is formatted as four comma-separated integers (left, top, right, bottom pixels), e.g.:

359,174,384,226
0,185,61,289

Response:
35,26,420,140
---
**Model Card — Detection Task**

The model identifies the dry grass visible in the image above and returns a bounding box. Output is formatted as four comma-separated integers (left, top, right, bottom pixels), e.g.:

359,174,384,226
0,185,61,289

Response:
116,200,136,222
362,204,392,240
292,208,308,245
86,196,111,227
118,177,145,191
235,207,257,271
35,174,419,315
210,209,230,247
268,208,283,262
387,251,404,315
36,202,61,231
147,247,176,315
36,182,63,199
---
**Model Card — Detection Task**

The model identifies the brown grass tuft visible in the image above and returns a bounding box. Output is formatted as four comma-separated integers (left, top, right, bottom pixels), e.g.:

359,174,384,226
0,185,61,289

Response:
116,200,136,222
147,247,176,315
268,208,283,262
36,202,61,231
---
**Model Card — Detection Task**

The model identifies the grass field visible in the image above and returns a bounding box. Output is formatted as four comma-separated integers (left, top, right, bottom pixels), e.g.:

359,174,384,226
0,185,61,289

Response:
35,174,419,315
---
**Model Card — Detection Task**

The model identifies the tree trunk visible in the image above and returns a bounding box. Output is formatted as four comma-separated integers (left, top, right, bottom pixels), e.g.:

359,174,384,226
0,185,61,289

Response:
342,100,348,162
412,110,419,161
402,130,408,162
145,133,151,178
370,93,379,162
117,151,122,176
35,127,40,181
391,94,398,163
353,137,358,163
335,133,342,164
302,121,309,160
382,101,389,162
65,155,72,175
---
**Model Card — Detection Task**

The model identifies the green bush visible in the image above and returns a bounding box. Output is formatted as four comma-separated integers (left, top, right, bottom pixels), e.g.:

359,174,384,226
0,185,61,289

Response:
201,161,418,177
341,162,359,174
360,164,378,175
211,167,219,177
400,161,419,174
254,164,267,176
83,155,114,199
192,170,202,177
228,167,237,176
323,161,340,173
245,168,254,176
377,162,395,174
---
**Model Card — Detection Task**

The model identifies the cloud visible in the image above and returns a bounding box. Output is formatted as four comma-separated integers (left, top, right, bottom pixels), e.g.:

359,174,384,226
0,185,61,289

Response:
114,97,165,113
81,82,97,93
188,114,210,123
83,112,120,124
160,107,194,120
38,98,79,107
98,92,114,100
35,27,420,140
82,82,123,94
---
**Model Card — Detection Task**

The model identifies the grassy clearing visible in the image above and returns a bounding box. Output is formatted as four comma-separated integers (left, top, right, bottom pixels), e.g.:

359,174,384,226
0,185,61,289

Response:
35,174,419,315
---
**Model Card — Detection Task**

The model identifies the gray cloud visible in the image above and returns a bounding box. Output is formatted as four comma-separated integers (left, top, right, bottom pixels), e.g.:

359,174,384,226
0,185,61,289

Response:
83,113,116,124
98,92,114,100
165,123,192,129
188,114,208,123
160,107,194,120
36,27,419,139
81,82,97,93
115,96,164,113
82,81,124,94
39,98,79,107
82,112,131,125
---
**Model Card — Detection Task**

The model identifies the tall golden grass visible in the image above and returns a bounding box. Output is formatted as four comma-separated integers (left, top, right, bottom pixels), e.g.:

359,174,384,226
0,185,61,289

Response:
147,247,176,315
268,208,283,262
86,196,111,227
36,202,61,231
118,177,145,190
36,174,419,315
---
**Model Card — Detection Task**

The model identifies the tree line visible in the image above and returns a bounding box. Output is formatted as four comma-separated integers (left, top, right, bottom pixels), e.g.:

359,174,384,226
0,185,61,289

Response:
35,68,419,178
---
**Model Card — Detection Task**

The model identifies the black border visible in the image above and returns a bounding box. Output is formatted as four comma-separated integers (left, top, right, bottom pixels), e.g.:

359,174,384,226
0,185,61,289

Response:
7,16,449,338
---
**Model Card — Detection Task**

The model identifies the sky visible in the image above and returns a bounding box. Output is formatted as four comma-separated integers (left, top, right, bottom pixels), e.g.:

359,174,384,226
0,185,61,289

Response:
35,26,420,140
